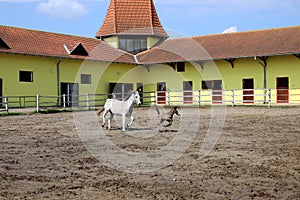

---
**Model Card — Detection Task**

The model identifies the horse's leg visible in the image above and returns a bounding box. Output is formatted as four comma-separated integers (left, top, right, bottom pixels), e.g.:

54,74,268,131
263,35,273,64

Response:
108,111,113,130
122,114,126,131
127,115,134,127
102,109,108,128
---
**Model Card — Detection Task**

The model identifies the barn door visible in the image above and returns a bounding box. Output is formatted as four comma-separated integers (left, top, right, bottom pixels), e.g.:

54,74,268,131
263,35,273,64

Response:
202,80,223,104
61,82,79,107
183,81,193,104
157,82,166,104
212,80,223,104
277,77,289,103
243,79,254,103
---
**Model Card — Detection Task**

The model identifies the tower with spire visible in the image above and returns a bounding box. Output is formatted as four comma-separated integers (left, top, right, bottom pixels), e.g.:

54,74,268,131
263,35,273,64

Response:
96,0,168,54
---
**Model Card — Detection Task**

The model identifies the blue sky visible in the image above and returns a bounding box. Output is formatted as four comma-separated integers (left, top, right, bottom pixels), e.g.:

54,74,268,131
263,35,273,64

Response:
1,0,299,38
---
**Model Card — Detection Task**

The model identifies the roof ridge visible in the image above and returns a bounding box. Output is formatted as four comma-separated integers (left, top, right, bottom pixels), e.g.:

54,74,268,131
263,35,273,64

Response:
149,0,154,35
190,26,300,39
112,0,117,34
0,24,98,41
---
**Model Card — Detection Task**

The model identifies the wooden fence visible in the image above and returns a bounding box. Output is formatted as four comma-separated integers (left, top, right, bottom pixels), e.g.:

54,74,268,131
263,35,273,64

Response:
1,88,300,114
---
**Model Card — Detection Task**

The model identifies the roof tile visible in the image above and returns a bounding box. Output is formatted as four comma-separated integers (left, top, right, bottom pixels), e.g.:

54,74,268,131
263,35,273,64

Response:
0,25,136,64
137,26,300,64
96,0,168,38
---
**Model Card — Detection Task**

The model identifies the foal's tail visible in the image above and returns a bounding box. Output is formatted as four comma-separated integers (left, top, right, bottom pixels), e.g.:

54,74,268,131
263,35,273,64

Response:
96,107,105,116
155,106,160,115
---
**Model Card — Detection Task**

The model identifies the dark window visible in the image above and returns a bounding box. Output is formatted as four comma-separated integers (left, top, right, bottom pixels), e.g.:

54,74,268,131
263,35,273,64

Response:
243,78,254,89
81,74,91,84
177,62,185,72
202,80,222,90
202,81,211,89
109,82,133,100
19,71,33,82
119,37,147,54
183,81,193,90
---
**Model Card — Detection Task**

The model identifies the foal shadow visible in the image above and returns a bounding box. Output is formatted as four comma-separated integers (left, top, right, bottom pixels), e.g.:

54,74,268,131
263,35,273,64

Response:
158,129,178,133
126,127,155,131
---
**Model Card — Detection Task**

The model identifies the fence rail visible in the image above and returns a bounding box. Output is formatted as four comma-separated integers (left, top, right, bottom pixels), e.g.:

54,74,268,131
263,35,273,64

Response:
1,88,300,114
0,96,9,114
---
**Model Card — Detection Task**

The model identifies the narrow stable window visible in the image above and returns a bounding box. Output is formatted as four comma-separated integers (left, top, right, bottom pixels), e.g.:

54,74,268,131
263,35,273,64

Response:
177,62,185,72
19,71,33,82
202,80,211,89
119,37,147,54
81,74,91,84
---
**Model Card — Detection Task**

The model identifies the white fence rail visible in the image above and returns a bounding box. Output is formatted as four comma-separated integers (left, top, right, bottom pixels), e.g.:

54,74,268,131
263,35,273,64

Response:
1,89,300,114
0,96,9,114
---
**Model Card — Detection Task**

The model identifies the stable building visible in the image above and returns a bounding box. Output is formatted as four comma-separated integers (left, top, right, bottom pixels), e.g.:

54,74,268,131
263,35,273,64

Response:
0,0,300,107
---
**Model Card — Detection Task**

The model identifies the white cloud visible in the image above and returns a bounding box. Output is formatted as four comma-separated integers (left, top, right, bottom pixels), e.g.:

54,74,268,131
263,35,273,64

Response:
36,0,87,19
222,26,238,34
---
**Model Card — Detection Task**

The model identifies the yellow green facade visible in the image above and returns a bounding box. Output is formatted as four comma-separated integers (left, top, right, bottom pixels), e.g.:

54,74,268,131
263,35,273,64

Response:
1,52,299,106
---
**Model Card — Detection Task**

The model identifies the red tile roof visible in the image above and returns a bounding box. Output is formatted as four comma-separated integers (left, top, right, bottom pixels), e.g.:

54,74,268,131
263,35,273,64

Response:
137,26,300,64
0,25,135,64
1,25,300,65
96,0,168,38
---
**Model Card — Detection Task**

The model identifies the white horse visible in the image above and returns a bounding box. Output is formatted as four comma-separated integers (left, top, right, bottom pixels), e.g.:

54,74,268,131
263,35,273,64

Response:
97,91,141,131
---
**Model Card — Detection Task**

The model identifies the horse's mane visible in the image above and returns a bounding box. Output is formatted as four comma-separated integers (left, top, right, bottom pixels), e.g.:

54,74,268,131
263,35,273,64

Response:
123,90,134,101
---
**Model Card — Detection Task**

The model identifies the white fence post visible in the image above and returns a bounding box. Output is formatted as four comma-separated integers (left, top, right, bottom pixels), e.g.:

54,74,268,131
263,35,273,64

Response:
4,96,9,114
87,93,90,110
231,90,235,107
63,94,66,108
167,91,170,106
198,90,201,106
36,94,39,113
268,89,272,108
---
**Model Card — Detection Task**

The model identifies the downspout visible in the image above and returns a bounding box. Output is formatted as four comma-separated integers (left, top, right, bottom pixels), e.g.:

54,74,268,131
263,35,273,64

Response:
255,56,269,104
57,58,62,105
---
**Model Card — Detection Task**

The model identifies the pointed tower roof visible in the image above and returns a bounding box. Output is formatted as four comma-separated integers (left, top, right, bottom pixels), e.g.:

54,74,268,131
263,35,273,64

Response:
96,0,168,38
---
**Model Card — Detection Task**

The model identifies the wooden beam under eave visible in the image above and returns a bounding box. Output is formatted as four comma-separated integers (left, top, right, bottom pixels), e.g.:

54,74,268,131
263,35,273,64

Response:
143,64,151,72
166,62,176,71
294,54,300,59
225,58,235,68
195,60,205,70
256,56,269,67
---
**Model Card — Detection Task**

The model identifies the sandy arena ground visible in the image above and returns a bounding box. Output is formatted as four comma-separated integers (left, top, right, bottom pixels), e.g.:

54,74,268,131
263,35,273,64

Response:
0,106,299,199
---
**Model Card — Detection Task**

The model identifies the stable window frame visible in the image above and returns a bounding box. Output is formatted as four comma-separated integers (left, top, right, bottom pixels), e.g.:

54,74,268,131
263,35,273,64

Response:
19,71,33,83
177,62,185,72
81,74,92,84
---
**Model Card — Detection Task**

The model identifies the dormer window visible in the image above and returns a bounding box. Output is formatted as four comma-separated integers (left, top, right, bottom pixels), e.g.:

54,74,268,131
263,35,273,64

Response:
119,37,147,54
0,37,11,49
70,43,89,56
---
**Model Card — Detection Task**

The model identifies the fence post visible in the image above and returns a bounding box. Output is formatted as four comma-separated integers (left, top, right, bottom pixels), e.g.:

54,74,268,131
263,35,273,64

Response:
87,93,90,110
231,90,235,107
4,96,9,114
268,89,272,108
36,94,39,113
198,90,201,106
167,91,170,106
63,94,66,108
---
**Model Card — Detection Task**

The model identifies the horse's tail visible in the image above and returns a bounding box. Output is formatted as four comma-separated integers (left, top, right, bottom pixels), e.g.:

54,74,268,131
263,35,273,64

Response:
96,107,105,116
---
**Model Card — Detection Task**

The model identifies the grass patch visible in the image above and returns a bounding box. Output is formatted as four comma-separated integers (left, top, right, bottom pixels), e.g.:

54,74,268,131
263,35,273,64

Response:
0,112,22,117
